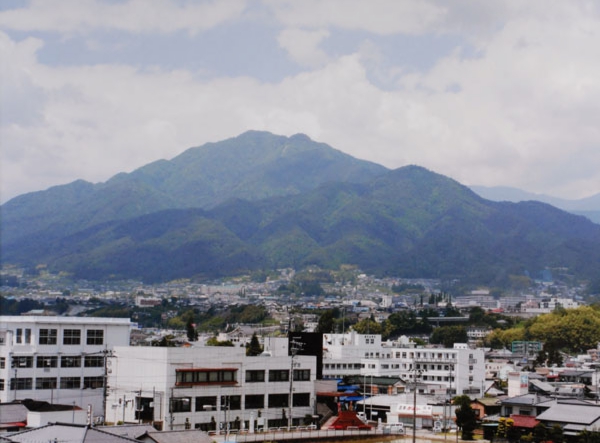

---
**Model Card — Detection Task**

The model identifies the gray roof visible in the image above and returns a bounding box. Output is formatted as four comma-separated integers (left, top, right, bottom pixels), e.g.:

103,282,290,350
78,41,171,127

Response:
144,430,213,443
7,423,141,443
529,379,555,393
536,403,600,426
501,394,554,406
0,404,28,425
98,424,158,440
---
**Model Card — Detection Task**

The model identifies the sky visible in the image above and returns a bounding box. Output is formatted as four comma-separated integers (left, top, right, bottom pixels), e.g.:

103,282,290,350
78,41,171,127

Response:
1,0,600,204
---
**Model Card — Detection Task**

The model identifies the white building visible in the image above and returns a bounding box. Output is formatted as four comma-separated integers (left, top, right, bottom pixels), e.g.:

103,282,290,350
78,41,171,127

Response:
0,316,131,421
322,332,485,397
106,345,317,432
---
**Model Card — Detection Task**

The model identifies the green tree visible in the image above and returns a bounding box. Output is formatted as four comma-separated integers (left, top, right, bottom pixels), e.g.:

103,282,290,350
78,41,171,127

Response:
548,424,564,443
532,423,548,443
315,309,339,333
430,326,468,348
454,395,477,440
246,333,263,356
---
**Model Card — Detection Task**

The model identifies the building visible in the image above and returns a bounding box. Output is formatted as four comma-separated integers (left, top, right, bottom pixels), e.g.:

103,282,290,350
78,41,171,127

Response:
322,332,486,397
106,345,317,432
0,316,131,421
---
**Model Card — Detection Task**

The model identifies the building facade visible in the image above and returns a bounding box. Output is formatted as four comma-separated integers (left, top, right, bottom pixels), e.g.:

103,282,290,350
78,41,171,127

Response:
322,332,485,397
0,316,131,420
106,345,317,432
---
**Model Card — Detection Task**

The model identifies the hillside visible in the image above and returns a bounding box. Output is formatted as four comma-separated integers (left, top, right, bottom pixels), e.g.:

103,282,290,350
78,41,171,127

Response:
3,165,600,284
0,131,387,251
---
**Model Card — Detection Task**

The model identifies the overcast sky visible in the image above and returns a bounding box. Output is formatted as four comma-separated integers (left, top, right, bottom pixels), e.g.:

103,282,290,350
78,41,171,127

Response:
2,0,600,204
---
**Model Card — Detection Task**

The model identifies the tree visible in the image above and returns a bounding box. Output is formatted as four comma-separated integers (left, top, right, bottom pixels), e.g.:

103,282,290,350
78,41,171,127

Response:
246,333,263,356
315,309,339,333
454,395,477,440
548,424,564,443
430,326,468,348
186,318,198,342
532,423,548,443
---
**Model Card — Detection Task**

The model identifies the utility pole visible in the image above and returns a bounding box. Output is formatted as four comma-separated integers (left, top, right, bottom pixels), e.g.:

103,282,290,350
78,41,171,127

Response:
412,365,421,443
288,338,302,430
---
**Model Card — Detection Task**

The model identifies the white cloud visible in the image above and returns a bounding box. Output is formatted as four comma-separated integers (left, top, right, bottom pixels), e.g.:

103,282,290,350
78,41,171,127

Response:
2,2,600,202
277,28,330,68
0,0,248,34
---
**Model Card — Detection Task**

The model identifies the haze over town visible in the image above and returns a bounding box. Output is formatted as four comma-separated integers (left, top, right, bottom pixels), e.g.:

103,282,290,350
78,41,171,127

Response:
2,0,600,203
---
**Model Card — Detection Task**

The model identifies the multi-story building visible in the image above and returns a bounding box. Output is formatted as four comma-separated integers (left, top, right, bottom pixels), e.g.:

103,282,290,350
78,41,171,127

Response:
322,332,485,397
106,345,317,432
0,316,131,420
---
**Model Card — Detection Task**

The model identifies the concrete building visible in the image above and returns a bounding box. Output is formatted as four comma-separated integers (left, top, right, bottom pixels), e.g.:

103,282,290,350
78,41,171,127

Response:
106,345,317,432
322,332,486,397
0,316,131,421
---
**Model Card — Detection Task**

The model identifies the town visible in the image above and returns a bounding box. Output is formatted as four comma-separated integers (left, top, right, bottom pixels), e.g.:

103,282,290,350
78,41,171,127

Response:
1,266,599,443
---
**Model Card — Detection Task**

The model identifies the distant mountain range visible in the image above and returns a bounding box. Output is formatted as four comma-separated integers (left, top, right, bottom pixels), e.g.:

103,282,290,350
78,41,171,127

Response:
2,131,600,285
470,186,600,223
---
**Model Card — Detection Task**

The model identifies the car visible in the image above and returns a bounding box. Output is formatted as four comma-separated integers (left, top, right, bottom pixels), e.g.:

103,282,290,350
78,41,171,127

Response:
385,423,405,434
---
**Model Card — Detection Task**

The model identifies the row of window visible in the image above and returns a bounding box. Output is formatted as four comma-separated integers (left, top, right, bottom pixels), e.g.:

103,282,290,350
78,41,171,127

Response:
170,393,311,413
11,355,104,369
14,328,104,346
175,369,311,386
0,376,104,391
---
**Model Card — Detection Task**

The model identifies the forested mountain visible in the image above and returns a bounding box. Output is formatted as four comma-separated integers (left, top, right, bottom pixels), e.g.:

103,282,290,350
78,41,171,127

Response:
2,131,600,284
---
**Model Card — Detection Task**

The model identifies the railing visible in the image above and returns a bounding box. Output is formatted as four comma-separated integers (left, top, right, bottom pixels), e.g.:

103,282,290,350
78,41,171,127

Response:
211,426,390,442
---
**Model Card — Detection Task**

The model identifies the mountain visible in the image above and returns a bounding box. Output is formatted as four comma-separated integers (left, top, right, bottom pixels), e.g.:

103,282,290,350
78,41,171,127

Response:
3,163,600,285
1,131,387,252
470,185,600,224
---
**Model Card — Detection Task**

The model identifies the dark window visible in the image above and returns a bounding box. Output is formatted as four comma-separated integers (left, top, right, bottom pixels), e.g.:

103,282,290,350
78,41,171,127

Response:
268,393,289,408
84,356,104,367
60,377,81,389
12,356,33,368
170,397,192,413
36,356,58,368
176,369,237,385
61,356,81,368
11,378,32,390
0,357,4,369
63,329,81,345
245,394,264,409
86,330,104,345
36,377,57,389
293,393,310,407
245,370,265,382
293,369,310,381
16,328,22,344
83,376,104,389
269,370,289,382
195,396,217,411
0,379,4,391
221,395,241,410
39,329,58,345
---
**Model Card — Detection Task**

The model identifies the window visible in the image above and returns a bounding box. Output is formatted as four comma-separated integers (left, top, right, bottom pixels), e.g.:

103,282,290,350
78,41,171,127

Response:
36,356,58,368
12,356,33,368
11,378,32,390
86,330,104,345
0,379,4,391
63,329,81,345
245,370,265,382
195,396,217,411
245,394,264,409
16,328,22,344
293,369,310,381
269,370,289,382
170,397,191,413
176,369,237,385
61,356,81,368
36,377,57,389
84,356,104,367
0,357,5,369
39,329,58,345
25,329,31,343
83,376,104,389
60,377,81,389
268,393,289,408
221,395,241,410
293,393,310,407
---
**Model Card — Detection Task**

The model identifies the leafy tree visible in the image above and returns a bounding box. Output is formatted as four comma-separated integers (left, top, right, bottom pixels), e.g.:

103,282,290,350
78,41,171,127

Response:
315,309,339,333
532,423,548,443
454,395,477,440
246,333,263,356
186,318,198,342
430,326,468,348
548,424,564,443
206,337,234,347
352,317,382,335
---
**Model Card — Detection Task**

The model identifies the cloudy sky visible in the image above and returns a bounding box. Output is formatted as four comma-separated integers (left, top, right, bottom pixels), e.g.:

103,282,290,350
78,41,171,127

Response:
2,0,600,204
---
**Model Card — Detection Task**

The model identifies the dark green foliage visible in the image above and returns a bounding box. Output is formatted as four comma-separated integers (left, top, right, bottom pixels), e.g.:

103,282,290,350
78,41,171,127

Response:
0,296,44,315
186,318,198,342
246,333,263,356
430,326,468,348
315,309,340,333
532,423,548,443
454,395,477,440
206,337,234,347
